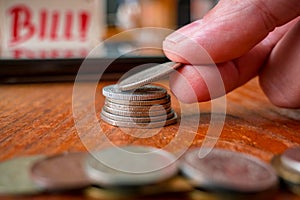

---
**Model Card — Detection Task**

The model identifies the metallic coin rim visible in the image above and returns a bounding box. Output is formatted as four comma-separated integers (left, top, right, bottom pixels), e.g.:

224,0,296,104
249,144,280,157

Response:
102,85,167,101
102,105,172,117
271,155,300,184
101,109,175,123
181,148,278,193
117,62,182,91
281,147,300,174
0,155,44,195
101,113,177,128
104,101,171,112
106,95,171,106
84,146,179,187
30,152,92,190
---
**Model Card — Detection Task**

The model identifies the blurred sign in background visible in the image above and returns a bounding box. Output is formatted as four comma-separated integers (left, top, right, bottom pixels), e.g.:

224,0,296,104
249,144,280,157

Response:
0,0,218,59
0,0,218,83
0,0,105,58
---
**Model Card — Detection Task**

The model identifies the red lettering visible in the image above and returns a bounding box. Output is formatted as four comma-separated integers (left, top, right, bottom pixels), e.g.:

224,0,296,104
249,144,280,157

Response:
50,11,59,40
79,11,90,41
12,49,22,59
64,49,74,58
65,11,73,40
9,5,35,45
10,47,90,59
39,10,47,40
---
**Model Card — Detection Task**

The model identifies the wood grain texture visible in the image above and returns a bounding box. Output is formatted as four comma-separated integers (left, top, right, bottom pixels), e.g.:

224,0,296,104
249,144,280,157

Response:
0,78,300,200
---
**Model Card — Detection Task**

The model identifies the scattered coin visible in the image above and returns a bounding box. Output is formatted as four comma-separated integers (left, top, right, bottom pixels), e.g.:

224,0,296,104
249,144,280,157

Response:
271,155,300,184
103,85,167,101
281,147,300,174
271,154,300,196
106,94,170,106
0,155,44,195
101,112,177,128
84,146,178,187
30,152,92,191
117,62,182,91
101,108,175,123
181,148,278,193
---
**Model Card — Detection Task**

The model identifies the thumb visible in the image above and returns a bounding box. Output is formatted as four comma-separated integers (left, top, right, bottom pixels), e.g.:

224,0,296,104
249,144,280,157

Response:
163,0,300,64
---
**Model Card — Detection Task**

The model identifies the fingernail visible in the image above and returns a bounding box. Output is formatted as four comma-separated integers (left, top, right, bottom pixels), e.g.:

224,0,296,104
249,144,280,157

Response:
165,20,203,43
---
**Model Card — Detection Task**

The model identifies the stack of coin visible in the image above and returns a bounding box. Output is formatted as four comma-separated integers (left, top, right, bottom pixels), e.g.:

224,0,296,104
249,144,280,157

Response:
271,147,300,195
101,84,177,128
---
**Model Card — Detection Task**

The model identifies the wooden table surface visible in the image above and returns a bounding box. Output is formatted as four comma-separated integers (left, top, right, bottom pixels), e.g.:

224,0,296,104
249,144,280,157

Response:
1,77,300,200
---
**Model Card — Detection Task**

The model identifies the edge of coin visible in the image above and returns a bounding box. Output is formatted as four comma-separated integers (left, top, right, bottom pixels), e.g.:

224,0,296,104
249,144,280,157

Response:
101,109,175,123
0,155,45,195
101,113,177,129
271,155,300,185
30,152,92,191
84,146,179,187
117,62,182,91
180,148,278,193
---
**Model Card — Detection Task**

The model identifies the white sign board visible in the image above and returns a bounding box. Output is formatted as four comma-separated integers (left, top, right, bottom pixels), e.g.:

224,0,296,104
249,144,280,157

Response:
0,0,105,58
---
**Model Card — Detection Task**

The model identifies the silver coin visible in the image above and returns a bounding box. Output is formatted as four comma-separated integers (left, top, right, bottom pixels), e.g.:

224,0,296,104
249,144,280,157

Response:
101,109,175,123
106,94,170,106
104,101,171,112
117,62,182,91
271,155,300,185
281,147,300,173
101,113,177,128
30,152,92,191
181,148,278,193
102,85,167,101
84,146,178,187
102,105,172,117
0,155,44,195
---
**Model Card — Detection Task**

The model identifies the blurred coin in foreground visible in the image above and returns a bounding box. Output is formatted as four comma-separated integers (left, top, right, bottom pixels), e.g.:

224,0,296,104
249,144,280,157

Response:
271,155,300,185
281,147,300,174
0,155,44,195
30,152,92,191
181,148,278,193
271,154,300,196
85,146,178,187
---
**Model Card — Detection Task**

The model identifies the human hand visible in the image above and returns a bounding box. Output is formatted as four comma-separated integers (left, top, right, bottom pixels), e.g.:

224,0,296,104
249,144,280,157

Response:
163,0,300,108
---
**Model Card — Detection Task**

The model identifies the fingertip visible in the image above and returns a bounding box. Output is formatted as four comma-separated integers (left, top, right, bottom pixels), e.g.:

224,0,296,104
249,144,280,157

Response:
169,65,211,103
162,40,189,64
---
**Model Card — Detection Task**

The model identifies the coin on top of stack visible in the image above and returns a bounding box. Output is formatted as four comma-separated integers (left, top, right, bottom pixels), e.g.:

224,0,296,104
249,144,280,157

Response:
101,84,177,128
